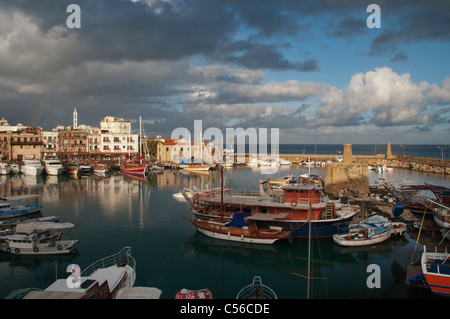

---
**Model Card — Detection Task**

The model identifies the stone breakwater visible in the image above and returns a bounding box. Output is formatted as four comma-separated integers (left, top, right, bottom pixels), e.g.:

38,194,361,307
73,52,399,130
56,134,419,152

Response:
277,154,450,175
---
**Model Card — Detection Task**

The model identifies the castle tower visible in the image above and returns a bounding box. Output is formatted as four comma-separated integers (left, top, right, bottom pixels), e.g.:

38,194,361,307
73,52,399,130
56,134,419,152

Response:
343,144,353,163
387,142,392,158
73,108,78,129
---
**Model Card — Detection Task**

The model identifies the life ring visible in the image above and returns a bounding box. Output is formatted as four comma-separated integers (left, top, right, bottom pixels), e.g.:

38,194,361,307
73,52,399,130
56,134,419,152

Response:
291,200,298,207
195,193,200,199
14,248,20,254
33,247,39,252
57,245,63,250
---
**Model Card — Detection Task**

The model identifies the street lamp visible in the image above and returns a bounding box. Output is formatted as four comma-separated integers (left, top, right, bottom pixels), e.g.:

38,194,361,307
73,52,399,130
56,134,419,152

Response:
438,146,444,162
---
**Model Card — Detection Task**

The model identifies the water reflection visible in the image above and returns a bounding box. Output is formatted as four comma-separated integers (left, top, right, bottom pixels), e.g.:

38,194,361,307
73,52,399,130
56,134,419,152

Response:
0,166,447,298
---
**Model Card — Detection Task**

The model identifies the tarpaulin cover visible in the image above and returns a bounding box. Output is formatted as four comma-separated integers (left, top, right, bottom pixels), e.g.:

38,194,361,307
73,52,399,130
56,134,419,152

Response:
225,212,250,228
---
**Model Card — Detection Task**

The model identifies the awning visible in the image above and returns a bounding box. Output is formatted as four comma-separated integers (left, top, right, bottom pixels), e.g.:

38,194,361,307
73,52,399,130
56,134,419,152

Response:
15,222,76,233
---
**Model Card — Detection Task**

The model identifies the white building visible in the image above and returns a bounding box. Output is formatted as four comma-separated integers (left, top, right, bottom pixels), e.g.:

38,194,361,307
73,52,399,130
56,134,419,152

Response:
100,132,138,155
100,116,131,134
42,130,59,155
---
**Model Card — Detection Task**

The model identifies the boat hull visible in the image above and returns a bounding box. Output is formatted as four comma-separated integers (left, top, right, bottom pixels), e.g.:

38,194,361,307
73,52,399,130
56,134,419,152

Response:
193,211,357,238
197,226,281,244
45,166,64,175
422,249,450,296
21,166,44,176
333,229,392,246
0,167,11,175
0,204,43,219
120,165,147,175
253,214,356,238
0,240,79,255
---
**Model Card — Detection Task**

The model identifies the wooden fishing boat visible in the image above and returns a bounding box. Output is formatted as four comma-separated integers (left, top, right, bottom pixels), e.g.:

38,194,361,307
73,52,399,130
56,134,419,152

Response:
120,157,147,175
180,162,213,171
64,163,79,175
176,288,213,299
236,276,277,299
185,183,358,238
333,215,406,247
93,163,110,175
421,246,450,296
185,212,291,245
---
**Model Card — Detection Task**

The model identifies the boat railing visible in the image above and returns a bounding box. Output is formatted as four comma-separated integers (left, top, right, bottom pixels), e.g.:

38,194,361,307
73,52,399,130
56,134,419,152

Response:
236,276,277,299
80,247,136,277
426,198,449,215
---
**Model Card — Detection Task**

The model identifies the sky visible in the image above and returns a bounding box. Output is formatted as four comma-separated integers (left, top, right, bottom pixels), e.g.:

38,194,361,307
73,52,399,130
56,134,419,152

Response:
0,0,449,144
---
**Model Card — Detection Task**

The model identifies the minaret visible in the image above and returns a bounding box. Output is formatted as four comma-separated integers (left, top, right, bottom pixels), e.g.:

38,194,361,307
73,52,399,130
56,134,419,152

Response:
73,108,78,129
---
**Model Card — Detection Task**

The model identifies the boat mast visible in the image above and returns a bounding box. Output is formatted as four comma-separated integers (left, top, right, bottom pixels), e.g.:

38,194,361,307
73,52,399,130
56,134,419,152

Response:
139,116,142,162
307,163,312,299
220,165,224,218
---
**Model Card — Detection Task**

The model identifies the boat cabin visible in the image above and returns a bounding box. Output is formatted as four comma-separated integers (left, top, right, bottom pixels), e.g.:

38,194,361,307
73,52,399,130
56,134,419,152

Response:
0,202,11,209
281,184,323,205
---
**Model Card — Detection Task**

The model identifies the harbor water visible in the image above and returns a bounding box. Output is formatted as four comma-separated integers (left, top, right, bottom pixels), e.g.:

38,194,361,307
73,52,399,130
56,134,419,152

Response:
0,163,448,299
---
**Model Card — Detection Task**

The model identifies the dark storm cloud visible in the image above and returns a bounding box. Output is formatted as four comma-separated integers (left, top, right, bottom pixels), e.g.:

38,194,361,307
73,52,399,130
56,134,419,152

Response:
210,40,319,72
0,0,449,142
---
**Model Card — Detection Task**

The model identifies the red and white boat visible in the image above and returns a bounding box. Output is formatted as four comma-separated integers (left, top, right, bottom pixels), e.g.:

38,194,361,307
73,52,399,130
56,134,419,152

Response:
421,246,450,296
120,157,147,175
93,163,110,175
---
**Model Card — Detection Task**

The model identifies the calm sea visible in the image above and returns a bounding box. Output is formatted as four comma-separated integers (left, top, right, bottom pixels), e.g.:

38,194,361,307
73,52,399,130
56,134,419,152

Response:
235,144,448,160
0,163,448,300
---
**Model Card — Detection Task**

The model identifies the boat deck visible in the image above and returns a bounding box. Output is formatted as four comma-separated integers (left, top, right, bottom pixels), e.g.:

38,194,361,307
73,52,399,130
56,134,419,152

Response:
195,194,326,209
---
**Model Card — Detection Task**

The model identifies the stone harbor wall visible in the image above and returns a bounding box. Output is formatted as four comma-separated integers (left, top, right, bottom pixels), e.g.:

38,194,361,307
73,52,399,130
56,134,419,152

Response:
324,162,369,196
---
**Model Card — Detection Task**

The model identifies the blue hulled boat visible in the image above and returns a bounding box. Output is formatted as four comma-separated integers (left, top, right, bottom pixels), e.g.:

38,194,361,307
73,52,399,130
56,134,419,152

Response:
0,196,43,220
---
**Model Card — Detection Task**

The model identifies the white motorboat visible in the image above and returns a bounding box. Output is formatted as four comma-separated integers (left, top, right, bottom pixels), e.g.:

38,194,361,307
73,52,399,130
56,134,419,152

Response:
246,158,259,167
10,164,20,174
20,159,44,176
0,163,11,175
43,156,64,175
278,158,291,165
20,247,137,299
0,221,78,255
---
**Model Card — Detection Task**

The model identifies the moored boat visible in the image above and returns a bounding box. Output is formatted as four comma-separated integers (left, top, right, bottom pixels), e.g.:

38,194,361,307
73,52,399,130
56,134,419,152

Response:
0,221,78,255
120,157,147,175
10,164,20,174
43,155,64,175
93,163,110,175
20,159,44,176
78,164,92,174
236,276,277,299
176,288,213,299
421,246,450,296
180,162,213,171
0,195,43,220
64,162,79,175
186,183,358,238
17,247,136,299
185,212,292,245
0,163,11,175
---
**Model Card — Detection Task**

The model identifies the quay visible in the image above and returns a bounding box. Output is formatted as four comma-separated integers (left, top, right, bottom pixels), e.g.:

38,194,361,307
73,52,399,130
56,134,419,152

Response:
238,142,450,175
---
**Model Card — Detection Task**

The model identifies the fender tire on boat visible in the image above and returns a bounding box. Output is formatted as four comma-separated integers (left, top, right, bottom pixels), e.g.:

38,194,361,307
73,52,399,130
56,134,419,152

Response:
14,248,20,254
6,248,10,253
57,245,63,250
33,247,39,252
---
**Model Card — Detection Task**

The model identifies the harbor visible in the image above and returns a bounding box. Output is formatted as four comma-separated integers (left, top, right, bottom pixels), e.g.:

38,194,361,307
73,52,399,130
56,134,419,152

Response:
0,156,448,299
